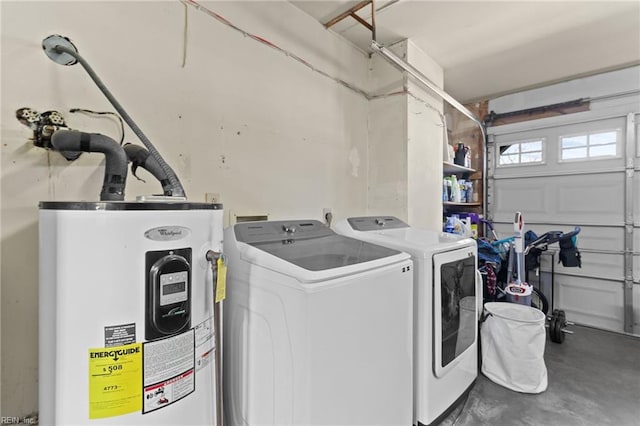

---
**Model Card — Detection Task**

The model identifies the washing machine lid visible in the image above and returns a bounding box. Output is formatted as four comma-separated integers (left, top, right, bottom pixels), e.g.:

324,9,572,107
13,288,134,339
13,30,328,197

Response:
336,216,475,259
234,220,404,272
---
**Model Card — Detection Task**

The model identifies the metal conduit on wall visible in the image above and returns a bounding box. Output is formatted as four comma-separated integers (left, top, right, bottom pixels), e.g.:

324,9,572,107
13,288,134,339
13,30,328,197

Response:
369,41,489,220
321,2,490,228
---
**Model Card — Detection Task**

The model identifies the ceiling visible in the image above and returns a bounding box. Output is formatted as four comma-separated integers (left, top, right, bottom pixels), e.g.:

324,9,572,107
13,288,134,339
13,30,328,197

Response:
290,1,640,103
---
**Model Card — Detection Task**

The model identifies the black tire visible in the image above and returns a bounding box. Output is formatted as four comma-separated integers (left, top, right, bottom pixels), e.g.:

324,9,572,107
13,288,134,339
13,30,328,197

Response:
530,287,549,315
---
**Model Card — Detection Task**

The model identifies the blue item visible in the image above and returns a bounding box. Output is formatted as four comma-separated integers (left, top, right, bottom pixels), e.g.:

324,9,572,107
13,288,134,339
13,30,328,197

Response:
477,239,502,270
444,216,455,234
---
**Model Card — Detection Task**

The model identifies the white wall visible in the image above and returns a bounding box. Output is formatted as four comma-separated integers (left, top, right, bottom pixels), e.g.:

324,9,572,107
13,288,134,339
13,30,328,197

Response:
1,1,372,416
368,40,444,230
368,41,408,220
405,40,445,230
0,1,446,417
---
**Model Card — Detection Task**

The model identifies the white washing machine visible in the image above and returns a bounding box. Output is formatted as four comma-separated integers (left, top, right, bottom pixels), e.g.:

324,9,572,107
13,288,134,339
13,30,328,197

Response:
334,216,480,426
223,219,413,425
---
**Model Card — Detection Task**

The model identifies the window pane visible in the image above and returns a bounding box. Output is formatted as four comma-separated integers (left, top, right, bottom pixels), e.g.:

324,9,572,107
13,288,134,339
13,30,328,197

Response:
520,141,542,152
589,144,616,157
499,154,519,165
562,147,587,160
521,152,542,163
562,136,587,148
498,139,545,166
502,144,520,155
589,131,617,146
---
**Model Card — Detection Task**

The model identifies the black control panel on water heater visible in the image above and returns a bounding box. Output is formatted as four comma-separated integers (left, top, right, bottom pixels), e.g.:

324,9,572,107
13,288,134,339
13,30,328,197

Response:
145,248,192,340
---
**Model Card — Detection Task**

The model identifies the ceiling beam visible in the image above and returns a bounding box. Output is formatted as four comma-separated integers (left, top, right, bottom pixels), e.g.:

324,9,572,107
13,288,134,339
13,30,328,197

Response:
324,1,373,30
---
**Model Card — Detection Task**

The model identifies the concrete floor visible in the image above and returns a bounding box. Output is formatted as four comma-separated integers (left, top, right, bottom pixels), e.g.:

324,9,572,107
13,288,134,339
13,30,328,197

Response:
18,325,639,426
440,325,640,426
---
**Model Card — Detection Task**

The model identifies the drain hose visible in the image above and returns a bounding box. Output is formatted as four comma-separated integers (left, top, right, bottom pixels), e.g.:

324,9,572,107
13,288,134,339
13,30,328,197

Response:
123,143,173,196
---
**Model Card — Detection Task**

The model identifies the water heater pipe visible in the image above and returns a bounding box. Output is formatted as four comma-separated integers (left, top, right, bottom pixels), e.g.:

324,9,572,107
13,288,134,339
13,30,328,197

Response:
51,130,128,201
206,250,224,426
123,144,173,196
42,35,186,198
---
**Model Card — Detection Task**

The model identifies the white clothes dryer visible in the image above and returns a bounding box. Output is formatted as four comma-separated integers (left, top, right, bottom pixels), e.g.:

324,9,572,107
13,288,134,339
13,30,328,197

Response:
334,216,480,426
223,220,413,425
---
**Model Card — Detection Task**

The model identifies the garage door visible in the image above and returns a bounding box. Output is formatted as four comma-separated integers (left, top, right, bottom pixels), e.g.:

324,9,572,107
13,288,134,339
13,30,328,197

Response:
486,110,639,335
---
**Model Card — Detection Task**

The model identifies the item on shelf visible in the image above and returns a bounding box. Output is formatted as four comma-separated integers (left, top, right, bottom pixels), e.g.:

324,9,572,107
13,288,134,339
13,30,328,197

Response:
444,216,456,234
465,147,472,169
459,179,467,203
443,215,472,237
457,213,479,238
454,142,469,167
450,175,460,202
442,178,449,202
448,144,455,163
466,181,474,203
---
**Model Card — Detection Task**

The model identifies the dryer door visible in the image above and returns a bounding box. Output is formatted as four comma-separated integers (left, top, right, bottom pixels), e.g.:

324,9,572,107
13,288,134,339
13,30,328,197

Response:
433,247,478,378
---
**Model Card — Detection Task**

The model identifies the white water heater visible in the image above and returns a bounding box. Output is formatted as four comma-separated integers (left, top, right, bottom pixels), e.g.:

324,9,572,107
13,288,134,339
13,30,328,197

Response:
39,201,223,425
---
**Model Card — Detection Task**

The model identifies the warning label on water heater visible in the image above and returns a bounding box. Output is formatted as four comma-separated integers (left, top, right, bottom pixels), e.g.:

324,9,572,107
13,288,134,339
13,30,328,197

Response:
104,323,136,347
88,343,142,419
195,317,214,371
142,329,195,413
143,370,195,414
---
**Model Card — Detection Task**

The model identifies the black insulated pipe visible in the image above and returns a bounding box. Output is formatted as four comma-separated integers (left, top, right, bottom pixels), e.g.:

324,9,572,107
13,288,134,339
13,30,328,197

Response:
51,130,128,201
123,143,173,196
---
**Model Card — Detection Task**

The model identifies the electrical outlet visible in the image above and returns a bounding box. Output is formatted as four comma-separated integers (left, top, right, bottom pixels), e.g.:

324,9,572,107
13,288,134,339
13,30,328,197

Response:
323,208,333,225
205,192,220,203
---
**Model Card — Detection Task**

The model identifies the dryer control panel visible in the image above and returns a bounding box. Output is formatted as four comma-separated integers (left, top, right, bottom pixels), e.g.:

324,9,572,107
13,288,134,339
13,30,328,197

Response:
347,216,409,231
145,248,192,340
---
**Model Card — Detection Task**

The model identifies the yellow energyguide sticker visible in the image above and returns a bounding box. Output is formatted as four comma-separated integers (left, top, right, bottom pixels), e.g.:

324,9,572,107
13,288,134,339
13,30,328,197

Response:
216,256,227,303
88,342,142,419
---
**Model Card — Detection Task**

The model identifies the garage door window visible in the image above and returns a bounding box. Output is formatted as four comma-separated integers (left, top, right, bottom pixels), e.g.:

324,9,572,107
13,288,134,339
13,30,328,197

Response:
498,139,544,166
560,130,619,161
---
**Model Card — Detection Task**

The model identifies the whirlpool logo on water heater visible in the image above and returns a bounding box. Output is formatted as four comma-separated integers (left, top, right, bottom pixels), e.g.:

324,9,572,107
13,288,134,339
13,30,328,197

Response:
145,226,191,241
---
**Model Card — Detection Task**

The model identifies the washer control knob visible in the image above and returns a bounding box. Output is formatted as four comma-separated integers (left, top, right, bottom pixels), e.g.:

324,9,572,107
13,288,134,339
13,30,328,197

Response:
375,218,386,226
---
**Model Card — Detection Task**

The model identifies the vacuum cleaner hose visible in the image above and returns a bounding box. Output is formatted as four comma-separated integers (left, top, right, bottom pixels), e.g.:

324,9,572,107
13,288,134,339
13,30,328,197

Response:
51,130,128,201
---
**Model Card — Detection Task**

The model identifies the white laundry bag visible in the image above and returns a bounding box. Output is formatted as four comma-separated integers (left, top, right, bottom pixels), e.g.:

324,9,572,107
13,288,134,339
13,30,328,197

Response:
481,302,548,393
